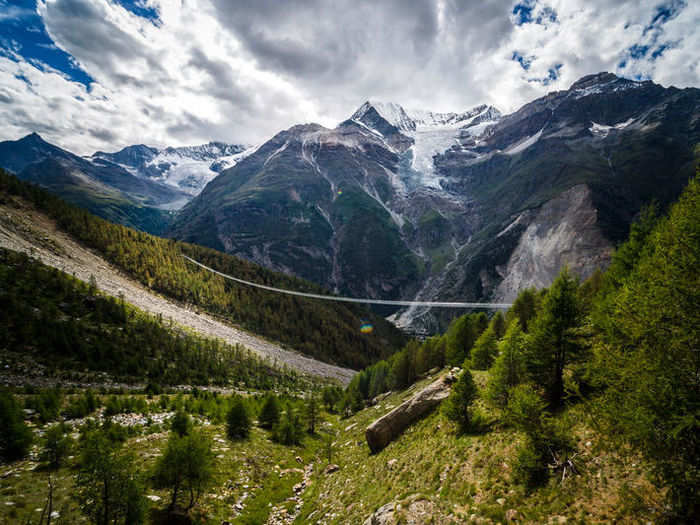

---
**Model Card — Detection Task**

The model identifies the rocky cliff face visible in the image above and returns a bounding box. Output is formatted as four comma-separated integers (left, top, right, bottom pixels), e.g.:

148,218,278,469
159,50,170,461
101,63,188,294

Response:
170,73,699,332
494,185,613,302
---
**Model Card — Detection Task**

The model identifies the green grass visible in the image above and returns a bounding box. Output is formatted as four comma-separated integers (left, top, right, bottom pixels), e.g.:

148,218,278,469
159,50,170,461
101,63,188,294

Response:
0,374,666,524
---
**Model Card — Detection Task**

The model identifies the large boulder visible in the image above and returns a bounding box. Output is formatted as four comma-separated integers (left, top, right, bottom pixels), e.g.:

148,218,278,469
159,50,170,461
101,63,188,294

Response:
365,372,456,453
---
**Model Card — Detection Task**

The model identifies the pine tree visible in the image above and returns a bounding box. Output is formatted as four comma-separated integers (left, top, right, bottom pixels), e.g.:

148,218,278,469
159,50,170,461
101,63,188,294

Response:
171,409,191,437
506,288,538,332
592,177,700,518
153,431,214,511
486,320,527,407
0,391,33,461
75,430,146,525
445,314,479,366
272,405,303,445
258,395,280,430
226,397,250,441
305,394,319,434
524,268,581,407
443,369,479,434
470,323,499,370
491,311,506,339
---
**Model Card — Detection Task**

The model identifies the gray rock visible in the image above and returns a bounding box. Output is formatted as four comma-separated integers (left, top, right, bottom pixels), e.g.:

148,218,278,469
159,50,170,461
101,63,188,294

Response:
365,373,454,453
363,502,395,525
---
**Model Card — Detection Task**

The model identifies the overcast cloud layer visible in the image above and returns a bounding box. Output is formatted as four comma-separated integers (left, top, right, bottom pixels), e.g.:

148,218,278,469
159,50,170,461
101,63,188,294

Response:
0,0,698,154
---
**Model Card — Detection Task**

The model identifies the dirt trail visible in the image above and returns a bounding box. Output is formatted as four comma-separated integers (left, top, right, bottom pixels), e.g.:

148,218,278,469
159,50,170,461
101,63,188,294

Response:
0,200,355,384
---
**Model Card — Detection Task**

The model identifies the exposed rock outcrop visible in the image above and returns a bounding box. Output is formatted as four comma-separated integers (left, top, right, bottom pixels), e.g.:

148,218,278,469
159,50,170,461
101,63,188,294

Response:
494,184,613,302
365,372,456,453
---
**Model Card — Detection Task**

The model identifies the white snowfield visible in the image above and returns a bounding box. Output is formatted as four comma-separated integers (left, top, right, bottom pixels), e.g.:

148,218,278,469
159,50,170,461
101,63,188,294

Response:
504,127,544,155
588,117,636,137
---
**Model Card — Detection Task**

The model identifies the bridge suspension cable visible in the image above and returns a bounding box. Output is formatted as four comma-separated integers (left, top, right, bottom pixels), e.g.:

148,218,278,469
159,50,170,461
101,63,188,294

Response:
182,254,512,309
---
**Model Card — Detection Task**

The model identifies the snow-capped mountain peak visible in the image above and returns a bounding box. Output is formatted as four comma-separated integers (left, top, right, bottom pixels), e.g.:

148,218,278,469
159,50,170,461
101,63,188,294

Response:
90,141,250,196
351,100,416,133
350,100,501,135
346,100,502,190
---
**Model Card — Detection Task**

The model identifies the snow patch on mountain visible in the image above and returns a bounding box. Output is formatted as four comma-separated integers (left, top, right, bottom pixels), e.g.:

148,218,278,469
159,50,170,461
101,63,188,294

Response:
352,100,416,132
407,128,461,188
349,100,502,188
589,117,635,137
570,76,645,100
504,127,543,155
408,105,502,187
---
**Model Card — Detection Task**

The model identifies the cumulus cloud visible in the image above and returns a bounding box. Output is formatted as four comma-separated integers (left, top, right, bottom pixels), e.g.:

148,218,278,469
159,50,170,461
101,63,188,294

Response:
0,0,697,155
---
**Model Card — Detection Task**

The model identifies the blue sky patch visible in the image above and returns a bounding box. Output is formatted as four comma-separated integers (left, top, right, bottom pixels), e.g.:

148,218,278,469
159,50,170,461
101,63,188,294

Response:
527,63,562,86
628,44,649,60
512,51,534,71
114,0,161,25
512,1,535,25
512,1,557,26
0,0,93,88
651,42,676,59
535,6,557,24
643,0,686,35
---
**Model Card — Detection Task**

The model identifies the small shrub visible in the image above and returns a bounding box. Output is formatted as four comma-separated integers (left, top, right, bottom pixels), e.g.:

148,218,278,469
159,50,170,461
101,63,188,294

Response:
171,409,191,437
512,437,548,488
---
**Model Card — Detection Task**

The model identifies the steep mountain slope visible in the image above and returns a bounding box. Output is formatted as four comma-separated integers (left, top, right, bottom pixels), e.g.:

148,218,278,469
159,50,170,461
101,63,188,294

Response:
0,169,406,374
0,133,190,234
170,73,699,332
0,247,309,389
92,141,250,195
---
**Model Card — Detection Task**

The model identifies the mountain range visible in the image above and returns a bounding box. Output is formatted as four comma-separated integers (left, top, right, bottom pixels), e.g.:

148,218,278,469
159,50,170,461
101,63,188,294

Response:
2,72,698,332
91,141,250,195
0,134,248,234
170,72,699,331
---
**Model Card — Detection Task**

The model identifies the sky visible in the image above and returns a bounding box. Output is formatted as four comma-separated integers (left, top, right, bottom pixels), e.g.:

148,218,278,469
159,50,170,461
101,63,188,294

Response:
0,0,698,155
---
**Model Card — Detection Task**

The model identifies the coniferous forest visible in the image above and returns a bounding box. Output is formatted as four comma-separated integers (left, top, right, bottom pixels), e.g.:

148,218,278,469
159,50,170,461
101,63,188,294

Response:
340,175,700,519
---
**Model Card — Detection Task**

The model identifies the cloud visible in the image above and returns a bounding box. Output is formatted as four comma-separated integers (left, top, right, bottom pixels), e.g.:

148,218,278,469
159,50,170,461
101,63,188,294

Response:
0,0,697,156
